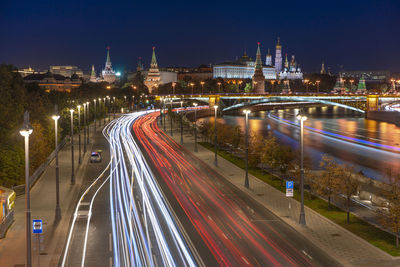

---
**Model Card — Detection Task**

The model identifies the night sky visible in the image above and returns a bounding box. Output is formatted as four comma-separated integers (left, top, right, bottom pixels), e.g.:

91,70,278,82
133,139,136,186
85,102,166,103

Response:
1,0,399,74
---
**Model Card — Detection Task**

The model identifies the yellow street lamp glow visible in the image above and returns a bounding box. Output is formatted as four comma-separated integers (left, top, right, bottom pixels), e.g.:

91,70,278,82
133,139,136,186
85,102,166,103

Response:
20,128,33,137
214,105,218,110
52,115,60,121
296,113,307,121
193,103,198,107
243,109,251,115
70,109,74,114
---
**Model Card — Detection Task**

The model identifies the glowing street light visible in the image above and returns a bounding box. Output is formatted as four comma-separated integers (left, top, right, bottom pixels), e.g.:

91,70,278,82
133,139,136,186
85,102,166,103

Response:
180,100,184,144
217,82,221,93
200,81,205,95
193,103,198,152
190,83,195,95
83,103,87,153
214,105,219,166
52,106,61,221
172,82,176,95
70,109,75,185
20,111,33,267
303,79,309,93
77,105,82,164
316,80,320,94
86,102,90,144
93,99,97,132
243,109,251,188
296,110,308,226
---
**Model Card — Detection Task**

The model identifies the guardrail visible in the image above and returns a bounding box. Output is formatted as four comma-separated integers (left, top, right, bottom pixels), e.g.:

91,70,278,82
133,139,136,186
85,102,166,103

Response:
12,138,67,195
0,210,14,238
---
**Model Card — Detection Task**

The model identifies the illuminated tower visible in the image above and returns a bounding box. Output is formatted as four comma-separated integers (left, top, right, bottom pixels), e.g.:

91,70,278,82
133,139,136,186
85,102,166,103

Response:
252,42,265,94
320,61,326,74
265,49,272,66
89,65,96,82
144,46,161,94
284,53,289,70
356,74,367,94
136,57,143,72
332,74,346,94
274,37,282,73
102,46,116,83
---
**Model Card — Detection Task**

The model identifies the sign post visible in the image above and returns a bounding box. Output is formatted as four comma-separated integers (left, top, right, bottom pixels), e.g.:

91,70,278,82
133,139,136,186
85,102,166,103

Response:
286,181,294,216
33,219,42,267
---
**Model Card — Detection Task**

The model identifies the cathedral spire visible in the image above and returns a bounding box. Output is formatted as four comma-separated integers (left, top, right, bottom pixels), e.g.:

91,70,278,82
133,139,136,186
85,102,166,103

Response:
90,65,96,82
255,42,263,70
151,46,158,68
284,53,289,69
106,46,111,64
265,48,272,66
274,37,283,73
320,61,326,74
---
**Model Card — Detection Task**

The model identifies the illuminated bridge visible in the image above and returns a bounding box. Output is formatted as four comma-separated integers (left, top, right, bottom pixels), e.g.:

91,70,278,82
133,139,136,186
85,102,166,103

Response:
155,94,400,114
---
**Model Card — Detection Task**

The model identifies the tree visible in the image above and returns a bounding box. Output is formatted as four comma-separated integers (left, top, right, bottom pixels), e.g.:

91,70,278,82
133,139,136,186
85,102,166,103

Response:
380,176,400,248
317,155,340,209
247,133,265,167
336,164,359,223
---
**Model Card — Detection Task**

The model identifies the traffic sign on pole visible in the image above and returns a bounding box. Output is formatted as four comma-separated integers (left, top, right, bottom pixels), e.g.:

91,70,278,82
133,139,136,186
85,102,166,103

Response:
32,219,42,234
286,181,294,197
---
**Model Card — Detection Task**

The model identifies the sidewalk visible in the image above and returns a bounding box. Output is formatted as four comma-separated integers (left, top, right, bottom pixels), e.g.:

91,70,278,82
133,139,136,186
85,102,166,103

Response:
0,121,104,267
165,118,400,267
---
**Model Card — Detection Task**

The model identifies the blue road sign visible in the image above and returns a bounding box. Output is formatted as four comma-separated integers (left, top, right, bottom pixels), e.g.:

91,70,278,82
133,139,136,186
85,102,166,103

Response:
286,181,294,189
32,219,42,234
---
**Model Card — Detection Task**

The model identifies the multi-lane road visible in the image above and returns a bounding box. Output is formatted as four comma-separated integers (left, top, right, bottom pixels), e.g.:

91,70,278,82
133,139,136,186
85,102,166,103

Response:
62,111,340,266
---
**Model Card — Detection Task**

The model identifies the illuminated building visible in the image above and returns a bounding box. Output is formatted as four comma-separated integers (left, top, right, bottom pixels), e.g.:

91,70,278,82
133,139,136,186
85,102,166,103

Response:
332,75,346,94
24,71,82,92
340,70,390,83
252,42,265,93
17,67,36,77
144,47,161,93
213,37,302,81
320,61,326,74
102,46,116,83
50,65,83,78
281,78,291,94
89,65,97,82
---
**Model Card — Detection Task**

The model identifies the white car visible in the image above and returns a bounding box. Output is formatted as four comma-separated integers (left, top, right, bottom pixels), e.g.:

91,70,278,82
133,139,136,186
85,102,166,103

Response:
90,151,102,163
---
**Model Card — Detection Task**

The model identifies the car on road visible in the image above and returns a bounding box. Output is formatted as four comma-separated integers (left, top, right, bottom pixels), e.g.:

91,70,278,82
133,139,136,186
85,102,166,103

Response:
90,151,102,163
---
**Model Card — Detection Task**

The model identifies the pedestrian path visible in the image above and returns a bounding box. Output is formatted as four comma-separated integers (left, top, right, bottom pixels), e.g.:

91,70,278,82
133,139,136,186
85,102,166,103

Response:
164,118,400,267
0,121,106,267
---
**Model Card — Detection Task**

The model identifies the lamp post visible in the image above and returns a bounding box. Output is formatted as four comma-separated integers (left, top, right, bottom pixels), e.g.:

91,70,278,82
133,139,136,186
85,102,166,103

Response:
350,80,354,92
172,82,176,95
214,105,218,166
271,80,275,93
316,80,320,94
217,82,221,93
70,109,75,185
86,102,90,145
113,96,116,119
180,101,184,144
297,110,307,226
83,103,87,154
159,97,163,126
103,97,106,124
20,111,33,267
93,99,97,132
163,98,166,131
52,107,61,221
193,103,198,152
190,83,194,95
131,95,135,111
304,79,309,94
170,99,173,136
243,109,251,188
200,81,205,95
77,105,82,165
98,98,102,127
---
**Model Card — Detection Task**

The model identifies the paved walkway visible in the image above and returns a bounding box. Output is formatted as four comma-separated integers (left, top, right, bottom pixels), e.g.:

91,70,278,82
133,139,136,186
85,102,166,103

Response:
165,117,400,267
0,120,107,267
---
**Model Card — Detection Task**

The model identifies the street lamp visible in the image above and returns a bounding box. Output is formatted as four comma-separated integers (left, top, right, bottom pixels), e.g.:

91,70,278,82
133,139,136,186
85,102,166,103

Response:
86,102,90,145
350,80,354,92
52,107,61,221
303,79,309,93
193,103,198,152
77,105,82,165
243,109,251,188
296,110,307,226
98,98,102,127
93,99,97,132
20,111,33,267
172,82,176,95
113,96,116,119
214,105,218,166
316,80,320,94
170,99,173,136
180,101,184,144
190,83,194,95
103,97,106,124
200,81,205,95
70,109,75,185
163,98,166,131
217,82,221,93
83,103,87,154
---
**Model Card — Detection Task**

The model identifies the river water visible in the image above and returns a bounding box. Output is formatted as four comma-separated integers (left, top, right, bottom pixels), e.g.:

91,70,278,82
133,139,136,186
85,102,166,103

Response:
199,106,400,182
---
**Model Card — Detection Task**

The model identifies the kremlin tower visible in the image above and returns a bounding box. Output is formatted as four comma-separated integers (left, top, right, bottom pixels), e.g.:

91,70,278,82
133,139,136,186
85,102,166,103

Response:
89,65,97,82
320,62,326,74
252,42,265,94
265,49,272,66
356,75,367,94
102,46,116,83
144,47,161,94
332,74,346,94
274,37,282,73
136,57,144,72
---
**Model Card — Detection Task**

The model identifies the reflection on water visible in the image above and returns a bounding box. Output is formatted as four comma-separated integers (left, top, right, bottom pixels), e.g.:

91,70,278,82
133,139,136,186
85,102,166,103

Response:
199,106,400,182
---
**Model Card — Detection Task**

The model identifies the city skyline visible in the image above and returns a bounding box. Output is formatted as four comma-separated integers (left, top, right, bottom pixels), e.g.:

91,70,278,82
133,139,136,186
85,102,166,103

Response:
1,0,400,73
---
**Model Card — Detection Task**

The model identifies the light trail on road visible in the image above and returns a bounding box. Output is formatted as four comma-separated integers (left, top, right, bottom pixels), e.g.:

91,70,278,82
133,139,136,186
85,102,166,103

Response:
106,112,198,267
133,112,317,266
